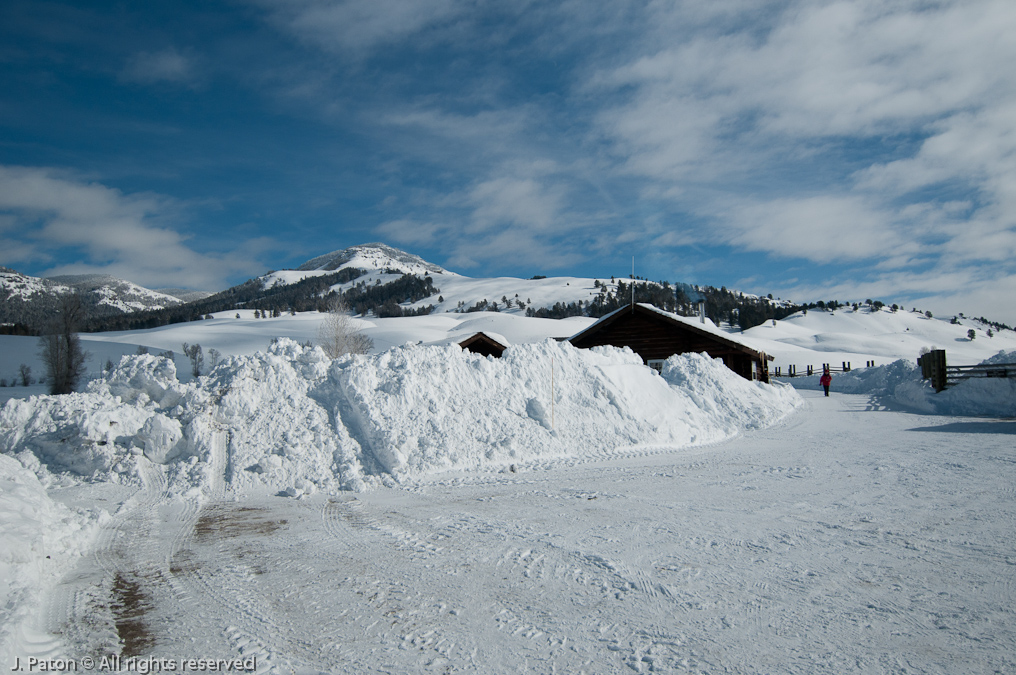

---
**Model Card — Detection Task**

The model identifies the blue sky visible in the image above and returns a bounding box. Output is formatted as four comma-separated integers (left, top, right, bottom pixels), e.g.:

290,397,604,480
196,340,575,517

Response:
2,0,1015,324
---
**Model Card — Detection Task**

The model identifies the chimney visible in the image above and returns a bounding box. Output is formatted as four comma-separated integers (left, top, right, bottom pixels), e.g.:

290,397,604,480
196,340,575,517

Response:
698,300,706,324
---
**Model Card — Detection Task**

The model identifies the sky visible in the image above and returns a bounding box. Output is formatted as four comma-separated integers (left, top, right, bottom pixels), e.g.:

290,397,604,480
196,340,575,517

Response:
1,0,1015,325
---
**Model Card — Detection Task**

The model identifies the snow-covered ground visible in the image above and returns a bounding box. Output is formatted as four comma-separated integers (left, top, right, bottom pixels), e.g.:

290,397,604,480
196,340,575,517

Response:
1,303,1015,673
2,390,1013,673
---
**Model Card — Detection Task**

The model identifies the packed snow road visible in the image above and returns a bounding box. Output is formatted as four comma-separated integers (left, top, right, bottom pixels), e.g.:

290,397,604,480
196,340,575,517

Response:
33,391,1016,674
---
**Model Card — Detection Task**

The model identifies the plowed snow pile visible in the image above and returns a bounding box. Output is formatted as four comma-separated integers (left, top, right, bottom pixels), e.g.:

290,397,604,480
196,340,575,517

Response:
0,455,104,659
1,339,801,495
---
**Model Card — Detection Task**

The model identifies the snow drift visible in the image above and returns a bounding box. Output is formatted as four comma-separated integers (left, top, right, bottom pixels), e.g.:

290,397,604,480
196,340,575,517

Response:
789,350,1016,417
1,339,802,496
0,455,103,660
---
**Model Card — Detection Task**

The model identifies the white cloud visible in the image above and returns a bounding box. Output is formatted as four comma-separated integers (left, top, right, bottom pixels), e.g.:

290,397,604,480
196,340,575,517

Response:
587,0,1016,282
0,166,267,290
466,175,565,234
719,195,907,262
121,48,197,85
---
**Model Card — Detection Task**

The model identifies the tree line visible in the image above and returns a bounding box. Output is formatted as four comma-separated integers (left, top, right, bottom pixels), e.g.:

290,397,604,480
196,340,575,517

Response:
525,278,810,329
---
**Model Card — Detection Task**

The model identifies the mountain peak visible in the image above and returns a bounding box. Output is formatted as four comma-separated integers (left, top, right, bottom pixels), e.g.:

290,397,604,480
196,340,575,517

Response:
295,243,453,276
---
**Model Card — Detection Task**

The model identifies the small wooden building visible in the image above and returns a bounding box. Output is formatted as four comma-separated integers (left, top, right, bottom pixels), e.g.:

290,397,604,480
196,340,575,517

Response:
458,331,508,358
569,303,772,382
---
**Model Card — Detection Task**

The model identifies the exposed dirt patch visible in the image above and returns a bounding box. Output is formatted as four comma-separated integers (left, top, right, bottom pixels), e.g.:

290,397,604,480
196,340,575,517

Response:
194,504,288,542
169,548,199,576
110,572,155,657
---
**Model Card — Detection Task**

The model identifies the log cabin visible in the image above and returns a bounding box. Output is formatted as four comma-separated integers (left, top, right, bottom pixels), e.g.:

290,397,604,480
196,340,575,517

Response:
569,303,772,382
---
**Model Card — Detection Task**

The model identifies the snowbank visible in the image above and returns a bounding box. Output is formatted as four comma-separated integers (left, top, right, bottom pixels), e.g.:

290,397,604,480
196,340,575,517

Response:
2,339,803,496
0,455,103,664
788,350,1016,417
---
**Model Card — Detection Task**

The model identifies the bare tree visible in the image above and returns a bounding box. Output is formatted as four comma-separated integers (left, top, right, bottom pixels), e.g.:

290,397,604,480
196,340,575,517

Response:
39,294,89,395
18,364,31,386
182,342,204,377
317,295,373,359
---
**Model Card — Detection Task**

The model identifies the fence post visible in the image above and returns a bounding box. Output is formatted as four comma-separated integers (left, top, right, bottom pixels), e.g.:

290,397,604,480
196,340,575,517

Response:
930,349,947,392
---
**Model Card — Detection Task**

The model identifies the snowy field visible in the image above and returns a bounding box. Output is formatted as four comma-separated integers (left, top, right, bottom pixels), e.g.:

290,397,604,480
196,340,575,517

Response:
2,304,1015,673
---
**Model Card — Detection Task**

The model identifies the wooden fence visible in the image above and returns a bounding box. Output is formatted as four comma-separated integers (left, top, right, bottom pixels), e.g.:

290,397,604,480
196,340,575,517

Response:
772,360,878,378
918,349,1016,392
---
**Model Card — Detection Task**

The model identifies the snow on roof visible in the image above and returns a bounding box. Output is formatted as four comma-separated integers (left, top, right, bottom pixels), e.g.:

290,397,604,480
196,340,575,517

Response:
424,329,510,350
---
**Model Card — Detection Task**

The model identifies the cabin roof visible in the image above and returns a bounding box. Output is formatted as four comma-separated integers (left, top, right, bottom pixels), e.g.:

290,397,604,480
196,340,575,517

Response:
457,331,509,351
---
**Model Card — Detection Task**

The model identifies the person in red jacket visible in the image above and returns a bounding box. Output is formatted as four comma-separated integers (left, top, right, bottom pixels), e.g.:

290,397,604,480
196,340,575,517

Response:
820,368,832,396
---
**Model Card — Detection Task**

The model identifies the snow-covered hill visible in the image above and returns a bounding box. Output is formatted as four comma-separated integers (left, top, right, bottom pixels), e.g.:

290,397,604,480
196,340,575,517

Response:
0,268,184,326
260,243,649,316
742,305,1016,370
47,274,186,313
0,267,70,302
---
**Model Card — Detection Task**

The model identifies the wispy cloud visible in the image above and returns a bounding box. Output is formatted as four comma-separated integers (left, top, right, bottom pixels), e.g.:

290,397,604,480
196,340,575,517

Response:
250,0,469,54
766,266,1016,327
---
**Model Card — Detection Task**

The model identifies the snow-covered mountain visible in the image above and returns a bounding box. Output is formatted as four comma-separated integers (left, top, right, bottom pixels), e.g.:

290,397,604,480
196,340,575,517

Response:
296,242,454,276
0,267,184,327
46,274,187,313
